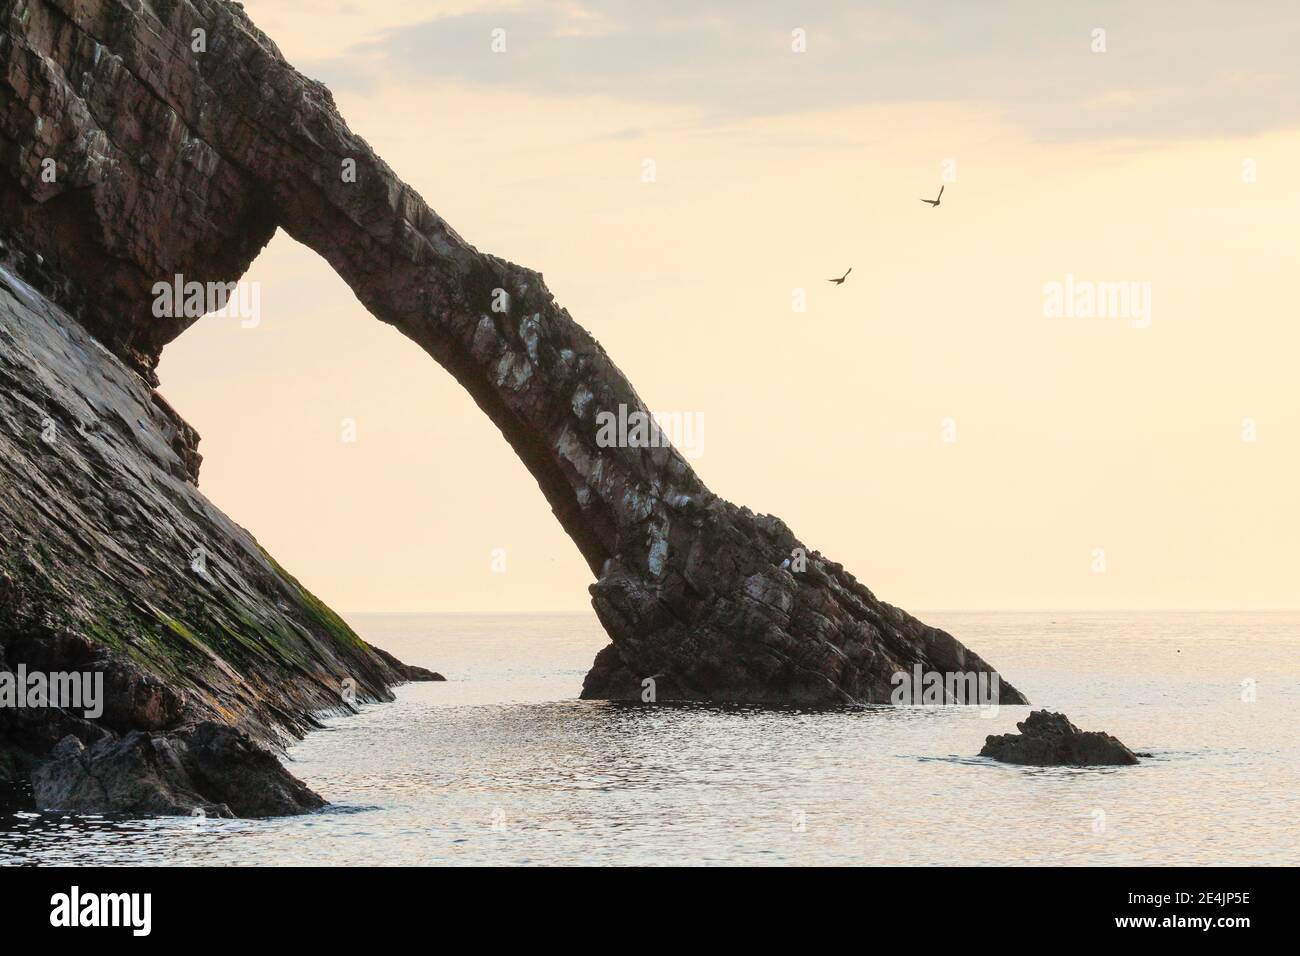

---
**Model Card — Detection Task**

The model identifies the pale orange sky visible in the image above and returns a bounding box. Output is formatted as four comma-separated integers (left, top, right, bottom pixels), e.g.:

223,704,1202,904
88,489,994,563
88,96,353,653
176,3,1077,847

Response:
157,2,1300,612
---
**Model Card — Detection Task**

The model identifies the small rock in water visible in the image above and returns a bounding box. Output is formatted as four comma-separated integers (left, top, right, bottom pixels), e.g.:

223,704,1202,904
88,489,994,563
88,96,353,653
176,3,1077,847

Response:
980,710,1139,766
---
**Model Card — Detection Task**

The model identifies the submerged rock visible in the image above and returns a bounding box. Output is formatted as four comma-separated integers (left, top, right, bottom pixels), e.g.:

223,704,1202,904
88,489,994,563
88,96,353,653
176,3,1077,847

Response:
981,711,1140,766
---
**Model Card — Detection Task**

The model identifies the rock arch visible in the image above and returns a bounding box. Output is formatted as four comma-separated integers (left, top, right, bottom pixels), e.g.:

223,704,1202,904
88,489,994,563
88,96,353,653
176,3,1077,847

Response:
1,0,1026,705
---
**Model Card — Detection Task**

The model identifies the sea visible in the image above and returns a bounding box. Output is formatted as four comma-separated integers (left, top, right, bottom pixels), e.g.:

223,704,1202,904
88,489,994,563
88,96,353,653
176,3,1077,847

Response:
1,611,1296,866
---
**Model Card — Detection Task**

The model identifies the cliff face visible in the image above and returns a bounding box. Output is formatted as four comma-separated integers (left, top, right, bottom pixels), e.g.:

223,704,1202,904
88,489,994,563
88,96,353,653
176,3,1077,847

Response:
1,0,1025,814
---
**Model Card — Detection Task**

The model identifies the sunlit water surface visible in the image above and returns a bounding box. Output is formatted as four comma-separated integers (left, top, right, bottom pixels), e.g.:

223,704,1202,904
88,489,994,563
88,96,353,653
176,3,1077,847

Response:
2,612,1296,865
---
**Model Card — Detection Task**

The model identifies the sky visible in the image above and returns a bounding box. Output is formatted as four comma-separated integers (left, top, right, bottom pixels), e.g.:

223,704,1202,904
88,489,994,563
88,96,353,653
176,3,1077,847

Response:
157,1,1300,612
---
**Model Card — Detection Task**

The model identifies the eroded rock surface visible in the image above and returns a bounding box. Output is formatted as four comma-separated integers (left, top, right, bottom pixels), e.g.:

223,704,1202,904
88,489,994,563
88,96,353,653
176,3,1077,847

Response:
33,721,325,817
981,711,1140,766
0,0,1027,708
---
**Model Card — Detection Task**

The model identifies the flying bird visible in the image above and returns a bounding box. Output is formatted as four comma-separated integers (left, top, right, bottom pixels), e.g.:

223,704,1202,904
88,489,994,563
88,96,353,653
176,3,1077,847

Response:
920,185,944,207
828,267,852,285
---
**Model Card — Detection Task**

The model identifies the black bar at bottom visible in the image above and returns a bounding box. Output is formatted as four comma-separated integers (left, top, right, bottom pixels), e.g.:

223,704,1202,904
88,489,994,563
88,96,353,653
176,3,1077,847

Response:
0,865,1281,942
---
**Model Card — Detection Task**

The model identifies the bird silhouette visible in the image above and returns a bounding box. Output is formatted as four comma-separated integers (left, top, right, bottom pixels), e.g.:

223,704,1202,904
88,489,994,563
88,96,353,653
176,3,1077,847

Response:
828,267,852,285
920,185,944,207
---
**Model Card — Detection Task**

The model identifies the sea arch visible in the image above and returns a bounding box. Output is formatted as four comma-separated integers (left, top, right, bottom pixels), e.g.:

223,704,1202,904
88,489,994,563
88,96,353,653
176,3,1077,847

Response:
0,0,1025,705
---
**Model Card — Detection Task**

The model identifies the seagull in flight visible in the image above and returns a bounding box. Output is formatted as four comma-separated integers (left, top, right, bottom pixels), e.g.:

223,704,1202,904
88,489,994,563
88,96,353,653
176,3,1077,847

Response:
920,185,944,207
828,267,852,285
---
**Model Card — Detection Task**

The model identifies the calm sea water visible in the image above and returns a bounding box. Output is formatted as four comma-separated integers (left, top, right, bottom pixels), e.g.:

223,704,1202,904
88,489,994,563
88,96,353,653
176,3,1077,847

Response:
2,611,1296,866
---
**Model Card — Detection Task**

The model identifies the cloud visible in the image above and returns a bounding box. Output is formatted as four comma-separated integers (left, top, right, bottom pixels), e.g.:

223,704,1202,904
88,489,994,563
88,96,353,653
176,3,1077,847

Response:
286,0,1300,142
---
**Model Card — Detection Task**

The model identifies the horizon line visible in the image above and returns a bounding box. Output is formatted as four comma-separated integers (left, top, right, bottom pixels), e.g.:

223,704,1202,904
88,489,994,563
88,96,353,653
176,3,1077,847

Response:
339,607,1300,616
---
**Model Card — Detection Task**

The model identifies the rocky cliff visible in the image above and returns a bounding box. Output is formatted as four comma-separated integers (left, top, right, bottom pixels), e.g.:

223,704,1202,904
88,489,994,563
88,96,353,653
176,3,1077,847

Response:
0,252,439,814
1,0,1026,813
